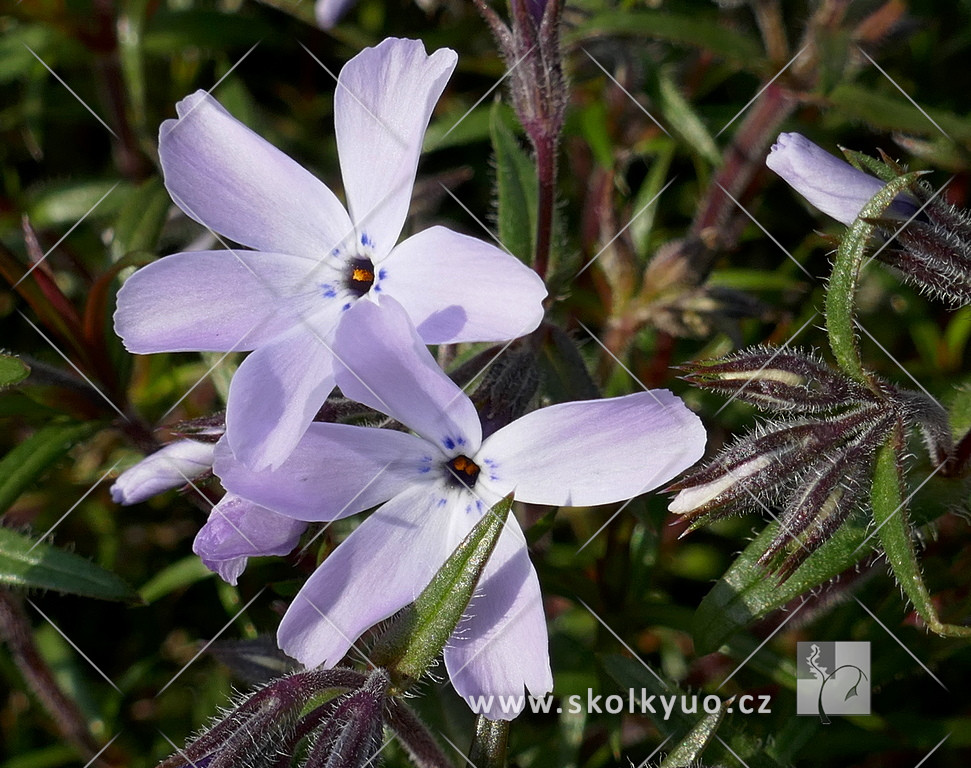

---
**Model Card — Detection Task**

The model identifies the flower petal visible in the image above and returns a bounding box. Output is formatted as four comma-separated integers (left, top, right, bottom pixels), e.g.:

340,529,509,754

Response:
110,440,214,505
333,297,481,454
381,226,547,343
225,325,340,470
478,391,706,506
193,493,307,585
444,521,551,719
160,90,352,257
766,132,918,226
115,250,325,353
335,39,457,257
276,482,472,668
214,424,430,521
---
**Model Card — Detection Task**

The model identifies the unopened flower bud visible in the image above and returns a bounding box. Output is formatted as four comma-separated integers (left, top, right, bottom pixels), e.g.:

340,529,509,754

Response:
475,0,566,150
471,343,540,439
768,132,971,306
304,669,390,768
766,132,918,225
679,346,872,412
155,669,367,768
111,439,215,505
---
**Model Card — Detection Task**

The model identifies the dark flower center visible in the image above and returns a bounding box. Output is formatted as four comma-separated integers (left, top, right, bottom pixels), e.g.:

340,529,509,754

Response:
344,257,375,297
446,455,480,489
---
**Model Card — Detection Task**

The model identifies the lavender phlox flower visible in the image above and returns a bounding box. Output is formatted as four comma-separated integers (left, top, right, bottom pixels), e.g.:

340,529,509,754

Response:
193,492,308,585
110,439,215,505
214,297,706,718
114,38,547,471
766,132,919,225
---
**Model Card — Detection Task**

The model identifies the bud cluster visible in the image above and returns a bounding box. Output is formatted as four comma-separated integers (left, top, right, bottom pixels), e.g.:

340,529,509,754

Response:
154,668,448,768
474,0,566,152
669,347,952,578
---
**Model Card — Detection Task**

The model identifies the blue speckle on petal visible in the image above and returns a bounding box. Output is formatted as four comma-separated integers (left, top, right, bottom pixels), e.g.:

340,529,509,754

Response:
456,436,465,446
320,283,337,298
437,498,448,508
378,269,388,280
342,302,352,311
443,437,456,450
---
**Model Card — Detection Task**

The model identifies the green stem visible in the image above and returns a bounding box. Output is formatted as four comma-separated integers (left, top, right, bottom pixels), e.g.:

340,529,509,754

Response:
468,715,509,768
825,171,925,383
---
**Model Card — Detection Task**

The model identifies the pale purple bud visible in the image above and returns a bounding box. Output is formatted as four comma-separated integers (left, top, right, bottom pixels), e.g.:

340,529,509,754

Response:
110,440,215,505
314,0,359,28
766,132,918,226
192,494,307,585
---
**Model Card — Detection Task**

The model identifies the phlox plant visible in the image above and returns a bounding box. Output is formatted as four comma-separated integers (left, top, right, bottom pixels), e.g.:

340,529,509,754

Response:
3,2,971,768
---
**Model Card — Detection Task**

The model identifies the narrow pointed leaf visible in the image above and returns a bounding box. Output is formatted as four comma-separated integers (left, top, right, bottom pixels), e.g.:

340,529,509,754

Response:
0,422,99,515
110,176,171,259
491,103,537,265
568,11,762,66
0,526,139,602
693,514,870,653
871,431,971,637
660,708,724,768
371,495,513,687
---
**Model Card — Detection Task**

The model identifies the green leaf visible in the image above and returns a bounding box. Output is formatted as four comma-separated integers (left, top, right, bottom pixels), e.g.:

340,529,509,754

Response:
0,354,30,389
871,430,971,637
828,85,971,145
424,105,496,153
660,707,723,768
0,422,99,515
0,527,139,602
576,101,614,170
110,176,171,259
649,68,721,166
491,103,538,264
3,744,79,768
142,10,285,54
138,555,214,604
631,140,676,258
825,171,925,383
569,11,762,66
371,495,512,687
693,515,869,654
25,180,126,229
